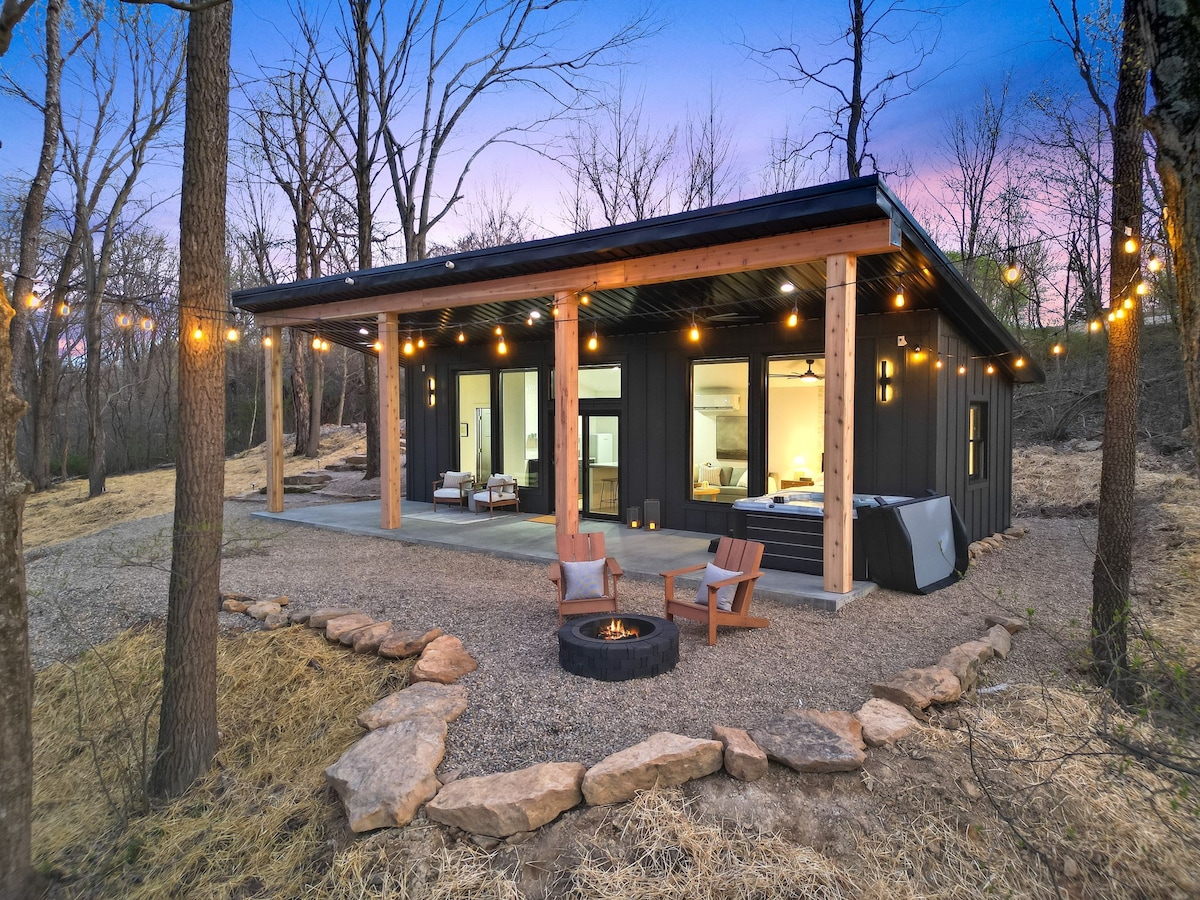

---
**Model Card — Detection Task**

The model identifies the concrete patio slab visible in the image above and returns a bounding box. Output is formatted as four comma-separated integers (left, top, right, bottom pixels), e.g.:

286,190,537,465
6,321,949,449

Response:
253,500,875,611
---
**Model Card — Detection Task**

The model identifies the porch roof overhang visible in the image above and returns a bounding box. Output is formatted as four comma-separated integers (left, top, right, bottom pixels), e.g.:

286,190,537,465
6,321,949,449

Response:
233,175,1043,383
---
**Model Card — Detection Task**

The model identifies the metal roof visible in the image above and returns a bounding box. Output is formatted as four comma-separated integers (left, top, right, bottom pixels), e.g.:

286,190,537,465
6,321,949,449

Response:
233,175,1042,382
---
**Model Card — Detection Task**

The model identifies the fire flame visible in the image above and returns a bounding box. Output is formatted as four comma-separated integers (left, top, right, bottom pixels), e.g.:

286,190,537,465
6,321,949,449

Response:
596,618,640,640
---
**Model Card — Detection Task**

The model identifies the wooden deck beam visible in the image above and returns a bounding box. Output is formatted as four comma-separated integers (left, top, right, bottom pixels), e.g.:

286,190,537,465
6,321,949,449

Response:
256,220,899,326
823,253,857,593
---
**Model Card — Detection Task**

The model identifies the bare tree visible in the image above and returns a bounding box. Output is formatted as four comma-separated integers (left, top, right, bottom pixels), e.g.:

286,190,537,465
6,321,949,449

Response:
680,88,739,211
753,0,945,179
1141,0,1200,470
561,83,678,229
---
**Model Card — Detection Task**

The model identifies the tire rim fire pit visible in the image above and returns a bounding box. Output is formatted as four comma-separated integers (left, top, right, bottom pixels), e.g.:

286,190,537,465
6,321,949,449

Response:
558,614,679,682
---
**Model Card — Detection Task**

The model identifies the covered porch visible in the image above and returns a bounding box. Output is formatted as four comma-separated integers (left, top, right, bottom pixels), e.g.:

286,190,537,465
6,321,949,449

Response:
251,500,875,611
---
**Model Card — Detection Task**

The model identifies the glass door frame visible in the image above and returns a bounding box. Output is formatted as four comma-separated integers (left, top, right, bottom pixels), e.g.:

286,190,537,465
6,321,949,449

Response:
578,405,621,521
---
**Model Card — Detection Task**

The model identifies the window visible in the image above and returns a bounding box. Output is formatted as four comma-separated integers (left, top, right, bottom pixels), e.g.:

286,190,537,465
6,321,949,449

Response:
968,402,987,481
766,356,824,492
501,369,539,487
691,360,748,502
457,372,491,481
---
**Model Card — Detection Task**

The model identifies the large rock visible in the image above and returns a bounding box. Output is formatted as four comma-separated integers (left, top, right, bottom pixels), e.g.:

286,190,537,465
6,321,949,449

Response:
246,600,283,621
953,639,995,663
326,614,375,642
938,646,982,692
711,725,768,782
582,732,723,805
357,682,469,730
350,622,395,653
378,627,443,659
263,611,290,630
982,624,1013,659
984,614,1026,634
854,698,920,747
324,716,447,832
871,666,962,712
308,608,364,629
425,762,586,837
284,472,333,485
411,635,478,684
751,709,866,773
221,598,249,614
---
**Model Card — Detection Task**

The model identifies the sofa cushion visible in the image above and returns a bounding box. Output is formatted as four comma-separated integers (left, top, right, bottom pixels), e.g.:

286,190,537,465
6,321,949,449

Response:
718,466,734,486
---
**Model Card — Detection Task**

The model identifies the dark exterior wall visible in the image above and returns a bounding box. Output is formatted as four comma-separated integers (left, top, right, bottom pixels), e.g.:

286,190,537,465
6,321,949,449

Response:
403,309,1012,540
934,318,1014,541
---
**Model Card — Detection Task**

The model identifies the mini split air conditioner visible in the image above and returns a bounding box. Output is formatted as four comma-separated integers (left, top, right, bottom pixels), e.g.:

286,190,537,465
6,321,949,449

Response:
695,393,741,411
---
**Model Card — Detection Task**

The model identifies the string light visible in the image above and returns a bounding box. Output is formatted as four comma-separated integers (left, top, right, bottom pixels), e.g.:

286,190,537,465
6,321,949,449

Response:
457,328,466,343
373,340,382,352
1123,297,1134,310
910,344,926,361
1003,261,1021,284
1052,343,1063,355
226,327,240,342
1122,227,1138,254
312,334,323,350
1135,281,1149,296
403,334,414,355
957,364,967,375
192,326,204,341
786,304,799,328
26,291,41,309
1148,254,1163,273
497,336,508,355
893,277,905,308
587,325,599,351
141,317,154,332
1014,357,1025,368
1089,319,1103,333
688,311,700,342
935,354,944,369
494,325,503,336
262,334,272,347
417,334,426,349
116,312,132,328
579,293,590,305
985,362,995,375
58,301,70,316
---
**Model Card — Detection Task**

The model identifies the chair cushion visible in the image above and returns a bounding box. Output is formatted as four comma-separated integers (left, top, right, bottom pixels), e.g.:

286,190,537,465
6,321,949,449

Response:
443,471,471,489
434,488,465,499
562,558,606,601
695,562,742,611
487,474,514,488
474,490,516,502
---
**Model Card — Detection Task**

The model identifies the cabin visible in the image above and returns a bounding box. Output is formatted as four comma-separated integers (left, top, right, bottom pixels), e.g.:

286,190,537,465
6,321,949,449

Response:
233,175,1041,597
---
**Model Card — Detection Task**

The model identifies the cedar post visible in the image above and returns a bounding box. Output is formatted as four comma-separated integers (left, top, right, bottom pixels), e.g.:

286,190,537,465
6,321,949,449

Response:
264,325,284,512
378,312,402,528
823,253,857,593
554,292,579,538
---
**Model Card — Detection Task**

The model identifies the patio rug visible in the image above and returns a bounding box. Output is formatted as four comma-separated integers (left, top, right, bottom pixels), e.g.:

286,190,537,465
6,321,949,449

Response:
399,511,491,524
528,515,557,524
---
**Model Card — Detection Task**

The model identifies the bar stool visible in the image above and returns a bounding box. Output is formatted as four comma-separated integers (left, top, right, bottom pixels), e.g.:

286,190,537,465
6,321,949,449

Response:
598,476,618,511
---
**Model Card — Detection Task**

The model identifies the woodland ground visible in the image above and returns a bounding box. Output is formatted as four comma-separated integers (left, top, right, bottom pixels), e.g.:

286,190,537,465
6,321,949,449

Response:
20,426,1200,899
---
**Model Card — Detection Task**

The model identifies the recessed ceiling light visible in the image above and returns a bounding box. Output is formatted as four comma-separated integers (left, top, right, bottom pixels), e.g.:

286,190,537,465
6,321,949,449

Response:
780,282,796,294
358,327,369,335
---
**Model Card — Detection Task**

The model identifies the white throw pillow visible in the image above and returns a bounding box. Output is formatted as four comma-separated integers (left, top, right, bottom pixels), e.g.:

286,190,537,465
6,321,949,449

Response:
562,558,606,601
695,562,742,611
736,469,748,488
443,471,470,489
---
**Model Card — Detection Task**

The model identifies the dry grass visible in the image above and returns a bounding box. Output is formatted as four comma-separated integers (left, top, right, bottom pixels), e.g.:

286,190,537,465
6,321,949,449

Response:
34,626,403,899
22,428,366,551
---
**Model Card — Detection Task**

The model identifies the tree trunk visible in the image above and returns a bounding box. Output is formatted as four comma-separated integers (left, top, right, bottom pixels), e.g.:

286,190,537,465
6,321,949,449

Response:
149,0,230,801
306,343,323,456
290,329,310,456
334,346,347,426
1090,0,1146,692
1142,0,1200,472
363,354,379,480
85,245,106,498
10,0,61,406
0,280,34,900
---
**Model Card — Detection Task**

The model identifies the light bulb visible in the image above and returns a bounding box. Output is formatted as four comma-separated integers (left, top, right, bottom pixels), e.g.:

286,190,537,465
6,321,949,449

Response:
1089,319,1102,333
1004,263,1021,284
226,327,240,342
1123,297,1134,309
935,356,944,369
27,292,41,309
59,302,70,316
1052,343,1063,355
780,282,795,294
372,340,382,352
494,325,503,336
263,335,272,347
116,313,132,327
985,363,995,375
894,289,905,308
957,364,967,375
141,318,154,332
192,327,204,341
688,325,700,342
403,339,414,355
587,332,598,351
417,335,426,349
579,293,590,305
1123,236,1138,254
1015,357,1025,368
786,309,799,328
457,330,466,343
1135,281,1148,296
1148,254,1163,273
498,338,507,354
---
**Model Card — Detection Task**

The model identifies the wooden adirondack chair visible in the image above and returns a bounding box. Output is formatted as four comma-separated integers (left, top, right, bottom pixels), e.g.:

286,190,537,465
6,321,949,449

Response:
662,536,767,645
548,532,623,626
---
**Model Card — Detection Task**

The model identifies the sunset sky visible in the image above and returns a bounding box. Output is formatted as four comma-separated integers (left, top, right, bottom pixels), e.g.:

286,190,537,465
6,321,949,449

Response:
2,0,1093,248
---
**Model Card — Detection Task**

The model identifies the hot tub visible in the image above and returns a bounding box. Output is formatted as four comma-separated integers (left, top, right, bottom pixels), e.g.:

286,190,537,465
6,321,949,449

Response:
731,491,910,579
731,491,969,593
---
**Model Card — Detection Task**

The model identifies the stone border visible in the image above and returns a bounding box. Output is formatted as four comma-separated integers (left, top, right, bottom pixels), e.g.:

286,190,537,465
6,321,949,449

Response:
218,543,1030,839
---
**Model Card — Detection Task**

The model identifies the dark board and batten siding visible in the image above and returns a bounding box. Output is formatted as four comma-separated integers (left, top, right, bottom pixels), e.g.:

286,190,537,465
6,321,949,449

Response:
404,311,1014,542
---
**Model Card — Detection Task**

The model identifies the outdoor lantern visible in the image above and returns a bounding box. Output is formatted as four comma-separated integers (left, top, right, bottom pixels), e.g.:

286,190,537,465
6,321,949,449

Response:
627,506,641,528
644,499,661,530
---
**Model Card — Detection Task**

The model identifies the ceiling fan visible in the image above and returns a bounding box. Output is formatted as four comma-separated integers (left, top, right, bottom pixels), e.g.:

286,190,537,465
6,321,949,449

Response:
769,359,824,382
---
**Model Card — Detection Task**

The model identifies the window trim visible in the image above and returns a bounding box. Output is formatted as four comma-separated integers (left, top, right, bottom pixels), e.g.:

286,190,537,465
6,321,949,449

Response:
968,401,988,483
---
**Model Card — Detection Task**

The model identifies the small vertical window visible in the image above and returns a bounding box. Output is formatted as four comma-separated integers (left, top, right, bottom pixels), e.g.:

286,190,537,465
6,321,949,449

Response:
968,402,987,481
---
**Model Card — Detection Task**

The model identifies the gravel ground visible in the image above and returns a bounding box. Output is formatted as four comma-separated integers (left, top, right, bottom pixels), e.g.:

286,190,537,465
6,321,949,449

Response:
26,483,1098,777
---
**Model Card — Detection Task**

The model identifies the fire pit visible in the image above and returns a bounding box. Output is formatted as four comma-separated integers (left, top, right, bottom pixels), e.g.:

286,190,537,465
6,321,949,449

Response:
557,614,679,682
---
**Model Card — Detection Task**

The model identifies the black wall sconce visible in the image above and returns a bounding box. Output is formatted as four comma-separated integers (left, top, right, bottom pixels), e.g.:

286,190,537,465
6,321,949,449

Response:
427,377,436,408
878,360,893,403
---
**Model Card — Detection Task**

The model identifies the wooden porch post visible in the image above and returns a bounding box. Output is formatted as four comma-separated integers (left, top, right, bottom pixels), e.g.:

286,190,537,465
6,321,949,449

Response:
823,253,857,593
378,311,402,529
554,292,579,538
264,325,284,513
